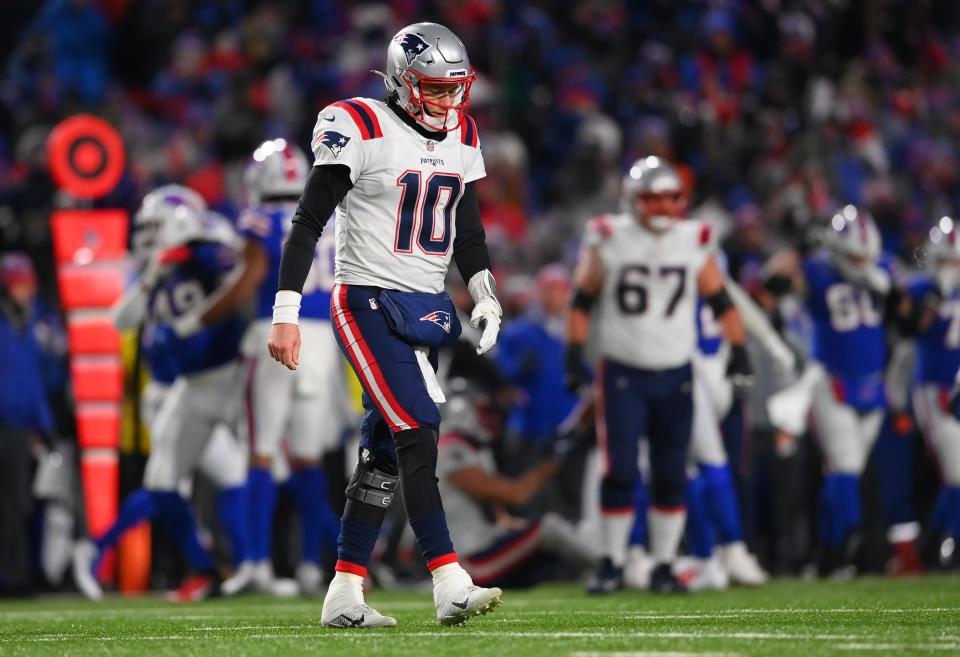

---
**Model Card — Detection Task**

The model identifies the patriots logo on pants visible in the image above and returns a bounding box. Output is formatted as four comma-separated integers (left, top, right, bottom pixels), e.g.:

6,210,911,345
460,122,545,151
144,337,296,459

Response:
420,310,452,334
316,131,350,158
398,33,432,66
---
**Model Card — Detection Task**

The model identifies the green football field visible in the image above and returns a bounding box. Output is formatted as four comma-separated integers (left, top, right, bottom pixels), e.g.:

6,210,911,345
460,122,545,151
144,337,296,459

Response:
1,577,958,657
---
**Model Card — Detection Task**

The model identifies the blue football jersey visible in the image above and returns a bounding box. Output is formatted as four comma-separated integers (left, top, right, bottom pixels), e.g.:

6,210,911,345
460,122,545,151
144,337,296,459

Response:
145,241,245,377
696,250,727,356
908,275,960,386
803,252,887,410
238,202,335,321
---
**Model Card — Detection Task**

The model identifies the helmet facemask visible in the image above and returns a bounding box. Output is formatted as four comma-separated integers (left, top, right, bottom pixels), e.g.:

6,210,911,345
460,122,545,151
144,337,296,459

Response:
633,190,687,233
397,68,475,132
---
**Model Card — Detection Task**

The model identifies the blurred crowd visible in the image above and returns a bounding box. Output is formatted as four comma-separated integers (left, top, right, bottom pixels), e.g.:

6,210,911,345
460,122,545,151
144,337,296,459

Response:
2,0,960,596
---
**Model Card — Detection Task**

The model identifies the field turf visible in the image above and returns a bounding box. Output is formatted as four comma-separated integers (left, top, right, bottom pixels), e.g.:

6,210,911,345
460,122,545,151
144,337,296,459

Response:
0,577,957,657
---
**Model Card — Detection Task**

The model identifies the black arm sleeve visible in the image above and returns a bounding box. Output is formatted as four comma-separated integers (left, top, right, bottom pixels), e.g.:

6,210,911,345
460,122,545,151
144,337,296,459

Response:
452,181,491,285
277,164,353,292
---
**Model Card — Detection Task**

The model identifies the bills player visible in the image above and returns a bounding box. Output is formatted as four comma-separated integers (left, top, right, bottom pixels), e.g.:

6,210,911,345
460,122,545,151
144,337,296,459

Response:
199,139,345,596
684,275,793,589
905,221,960,566
267,23,504,627
73,188,249,601
565,156,753,594
764,206,892,576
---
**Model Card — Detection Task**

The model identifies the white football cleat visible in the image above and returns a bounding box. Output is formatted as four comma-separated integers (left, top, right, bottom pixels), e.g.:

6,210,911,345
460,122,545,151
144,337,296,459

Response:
623,545,652,590
687,555,730,592
72,540,103,601
296,561,325,597
321,572,396,628
221,561,257,596
720,542,768,586
432,563,502,626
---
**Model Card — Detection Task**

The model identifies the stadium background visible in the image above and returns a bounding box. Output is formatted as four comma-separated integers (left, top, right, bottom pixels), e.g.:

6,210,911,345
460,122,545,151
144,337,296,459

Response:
1,0,959,596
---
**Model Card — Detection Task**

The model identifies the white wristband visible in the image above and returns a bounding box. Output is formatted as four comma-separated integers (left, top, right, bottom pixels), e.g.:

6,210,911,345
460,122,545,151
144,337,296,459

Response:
272,290,302,325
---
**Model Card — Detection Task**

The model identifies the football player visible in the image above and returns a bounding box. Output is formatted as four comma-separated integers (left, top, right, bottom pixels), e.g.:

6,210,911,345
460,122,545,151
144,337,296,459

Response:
763,206,892,577
73,187,250,601
684,274,793,589
437,378,598,587
199,140,346,596
565,156,753,594
905,221,960,567
267,23,504,627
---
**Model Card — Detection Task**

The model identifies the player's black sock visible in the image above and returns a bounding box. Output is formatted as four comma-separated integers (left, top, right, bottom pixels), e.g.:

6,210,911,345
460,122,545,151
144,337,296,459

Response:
395,428,456,562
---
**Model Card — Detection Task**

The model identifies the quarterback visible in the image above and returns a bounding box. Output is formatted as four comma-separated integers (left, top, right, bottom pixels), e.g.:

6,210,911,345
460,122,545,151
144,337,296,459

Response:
268,23,503,627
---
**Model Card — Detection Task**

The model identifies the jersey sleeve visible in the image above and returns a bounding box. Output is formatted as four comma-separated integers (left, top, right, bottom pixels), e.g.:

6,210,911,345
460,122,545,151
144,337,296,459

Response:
460,114,485,183
581,215,613,250
437,436,482,479
310,103,366,184
236,208,274,245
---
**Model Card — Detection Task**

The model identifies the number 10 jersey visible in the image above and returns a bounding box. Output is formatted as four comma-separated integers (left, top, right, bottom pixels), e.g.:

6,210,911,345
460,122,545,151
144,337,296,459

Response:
310,97,485,294
583,213,712,370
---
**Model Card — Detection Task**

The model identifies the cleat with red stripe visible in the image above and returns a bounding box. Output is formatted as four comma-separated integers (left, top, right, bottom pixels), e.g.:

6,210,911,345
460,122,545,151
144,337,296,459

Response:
167,574,218,603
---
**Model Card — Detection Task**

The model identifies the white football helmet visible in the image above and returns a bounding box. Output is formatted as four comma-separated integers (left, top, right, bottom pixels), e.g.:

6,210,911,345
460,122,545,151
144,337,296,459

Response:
621,156,684,232
825,205,882,263
243,138,309,204
131,185,207,265
380,22,476,132
440,378,499,444
927,216,960,293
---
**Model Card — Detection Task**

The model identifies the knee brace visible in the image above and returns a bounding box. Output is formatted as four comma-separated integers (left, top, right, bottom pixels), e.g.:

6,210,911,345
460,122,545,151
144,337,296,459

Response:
345,447,399,509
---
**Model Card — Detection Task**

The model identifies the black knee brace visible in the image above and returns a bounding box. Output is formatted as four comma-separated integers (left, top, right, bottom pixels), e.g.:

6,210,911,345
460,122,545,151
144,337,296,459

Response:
345,447,399,509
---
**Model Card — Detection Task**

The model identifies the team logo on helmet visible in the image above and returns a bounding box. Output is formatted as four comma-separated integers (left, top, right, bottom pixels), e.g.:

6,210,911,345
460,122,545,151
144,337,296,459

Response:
420,310,452,333
398,32,432,66
316,131,350,158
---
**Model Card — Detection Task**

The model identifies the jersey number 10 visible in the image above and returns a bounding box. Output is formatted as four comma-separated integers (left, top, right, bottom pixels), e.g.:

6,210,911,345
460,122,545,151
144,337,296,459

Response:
395,171,462,256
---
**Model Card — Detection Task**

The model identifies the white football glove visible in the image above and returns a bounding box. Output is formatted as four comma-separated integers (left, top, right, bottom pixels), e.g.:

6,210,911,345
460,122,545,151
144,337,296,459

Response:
467,269,502,355
470,298,501,355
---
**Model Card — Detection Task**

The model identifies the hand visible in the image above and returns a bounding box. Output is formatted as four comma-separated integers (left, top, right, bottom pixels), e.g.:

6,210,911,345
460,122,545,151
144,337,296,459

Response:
268,323,301,370
727,344,755,399
546,429,586,464
470,298,501,355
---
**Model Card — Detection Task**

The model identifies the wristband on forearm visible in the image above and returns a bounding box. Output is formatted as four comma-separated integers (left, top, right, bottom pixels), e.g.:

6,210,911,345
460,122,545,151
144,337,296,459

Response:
272,290,302,325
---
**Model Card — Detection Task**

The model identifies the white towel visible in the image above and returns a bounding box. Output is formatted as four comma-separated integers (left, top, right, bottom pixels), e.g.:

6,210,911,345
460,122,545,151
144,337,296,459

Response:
415,346,446,404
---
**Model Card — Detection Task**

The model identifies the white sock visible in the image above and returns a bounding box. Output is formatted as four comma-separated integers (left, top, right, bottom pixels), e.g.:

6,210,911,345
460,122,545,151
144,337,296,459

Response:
600,511,633,567
327,571,364,603
431,562,472,588
648,508,686,564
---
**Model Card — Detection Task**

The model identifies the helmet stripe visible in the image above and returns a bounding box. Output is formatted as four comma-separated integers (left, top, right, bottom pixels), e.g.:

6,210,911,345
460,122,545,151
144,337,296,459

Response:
281,144,298,181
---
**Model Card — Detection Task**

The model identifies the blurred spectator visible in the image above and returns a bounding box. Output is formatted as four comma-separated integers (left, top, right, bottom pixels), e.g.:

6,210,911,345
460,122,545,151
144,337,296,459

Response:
0,253,53,595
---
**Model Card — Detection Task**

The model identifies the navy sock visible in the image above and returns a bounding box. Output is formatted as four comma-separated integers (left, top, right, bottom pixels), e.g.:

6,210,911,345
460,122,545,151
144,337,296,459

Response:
700,464,743,544
818,474,843,548
837,473,861,538
291,467,339,564
152,491,215,573
217,484,252,566
336,513,382,573
408,510,456,565
685,474,714,559
247,467,276,562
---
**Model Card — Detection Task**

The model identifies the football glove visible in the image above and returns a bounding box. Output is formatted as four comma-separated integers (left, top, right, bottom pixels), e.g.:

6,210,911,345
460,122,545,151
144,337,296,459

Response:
727,344,755,399
467,270,502,355
564,343,589,393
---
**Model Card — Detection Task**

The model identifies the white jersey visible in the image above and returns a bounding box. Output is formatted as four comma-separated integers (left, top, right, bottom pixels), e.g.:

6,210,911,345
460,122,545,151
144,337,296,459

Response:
310,97,485,293
586,213,712,370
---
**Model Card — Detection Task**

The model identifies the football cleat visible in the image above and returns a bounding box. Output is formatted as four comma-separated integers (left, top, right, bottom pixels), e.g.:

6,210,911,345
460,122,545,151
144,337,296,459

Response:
168,574,218,603
321,572,396,628
434,583,502,626
623,546,652,590
720,542,768,586
431,562,502,626
649,563,687,594
72,540,103,601
296,561,326,597
586,557,624,594
686,556,730,592
221,561,257,596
